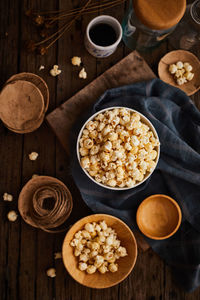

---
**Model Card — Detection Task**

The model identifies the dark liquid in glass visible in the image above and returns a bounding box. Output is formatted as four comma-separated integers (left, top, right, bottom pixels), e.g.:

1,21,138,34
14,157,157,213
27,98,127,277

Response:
89,23,117,46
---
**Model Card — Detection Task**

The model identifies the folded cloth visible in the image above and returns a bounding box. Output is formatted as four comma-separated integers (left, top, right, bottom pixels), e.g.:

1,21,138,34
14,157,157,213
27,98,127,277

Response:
70,78,200,292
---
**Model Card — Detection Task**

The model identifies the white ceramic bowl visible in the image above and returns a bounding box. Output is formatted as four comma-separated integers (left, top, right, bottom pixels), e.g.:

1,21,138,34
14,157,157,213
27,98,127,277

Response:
77,107,160,190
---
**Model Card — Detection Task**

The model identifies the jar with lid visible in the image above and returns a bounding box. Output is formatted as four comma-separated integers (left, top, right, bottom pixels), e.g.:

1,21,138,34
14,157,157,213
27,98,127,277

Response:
122,0,186,51
168,0,200,51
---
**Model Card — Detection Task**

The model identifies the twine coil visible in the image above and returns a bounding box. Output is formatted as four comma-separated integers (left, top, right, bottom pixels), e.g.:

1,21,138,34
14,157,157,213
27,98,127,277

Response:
30,184,72,232
18,176,73,233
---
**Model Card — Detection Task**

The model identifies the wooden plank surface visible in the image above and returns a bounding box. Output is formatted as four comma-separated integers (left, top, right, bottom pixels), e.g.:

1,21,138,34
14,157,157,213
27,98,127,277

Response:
46,50,155,154
0,0,200,299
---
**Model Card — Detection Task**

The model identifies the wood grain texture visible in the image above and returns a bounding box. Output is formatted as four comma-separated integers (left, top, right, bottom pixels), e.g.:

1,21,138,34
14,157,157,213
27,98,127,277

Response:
0,0,200,299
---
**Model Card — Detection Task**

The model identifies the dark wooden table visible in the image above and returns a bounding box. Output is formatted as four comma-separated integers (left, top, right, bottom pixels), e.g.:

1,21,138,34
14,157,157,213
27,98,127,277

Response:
0,1,200,299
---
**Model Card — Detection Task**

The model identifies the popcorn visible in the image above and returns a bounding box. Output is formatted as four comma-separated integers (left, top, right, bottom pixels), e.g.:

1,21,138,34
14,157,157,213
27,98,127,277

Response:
32,174,39,179
29,152,39,161
98,265,108,274
79,147,89,156
176,61,184,69
7,210,18,222
79,262,87,271
108,263,118,272
184,62,193,72
39,65,45,71
86,265,96,274
54,252,62,259
168,64,177,74
81,156,90,169
71,56,81,66
85,223,95,233
79,67,87,79
184,72,194,81
3,192,13,202
50,65,61,76
79,108,159,188
70,220,127,274
169,61,194,86
79,253,89,262
46,268,56,278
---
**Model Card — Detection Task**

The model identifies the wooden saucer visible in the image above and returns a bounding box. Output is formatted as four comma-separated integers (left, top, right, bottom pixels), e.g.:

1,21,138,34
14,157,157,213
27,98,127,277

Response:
6,72,49,112
4,112,45,134
158,50,200,96
0,80,44,132
136,194,182,240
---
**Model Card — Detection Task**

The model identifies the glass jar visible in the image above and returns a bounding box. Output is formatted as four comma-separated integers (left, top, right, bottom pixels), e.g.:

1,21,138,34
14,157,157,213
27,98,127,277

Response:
122,0,185,51
168,0,200,51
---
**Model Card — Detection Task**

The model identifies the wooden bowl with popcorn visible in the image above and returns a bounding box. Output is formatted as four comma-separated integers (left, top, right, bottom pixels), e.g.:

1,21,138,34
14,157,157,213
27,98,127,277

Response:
158,50,200,96
62,214,137,288
77,107,160,190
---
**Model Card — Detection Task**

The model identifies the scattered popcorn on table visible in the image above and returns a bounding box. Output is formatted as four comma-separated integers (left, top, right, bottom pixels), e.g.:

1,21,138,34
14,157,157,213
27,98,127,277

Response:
7,210,18,222
39,65,45,71
70,220,127,274
3,192,13,202
32,174,39,179
54,252,62,259
50,65,61,77
79,67,87,79
46,268,56,278
29,152,39,161
168,61,194,85
79,108,159,188
71,56,81,66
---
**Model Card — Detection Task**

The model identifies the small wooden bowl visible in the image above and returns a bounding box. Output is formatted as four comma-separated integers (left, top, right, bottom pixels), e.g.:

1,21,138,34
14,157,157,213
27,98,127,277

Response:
158,50,200,96
62,214,137,288
136,194,182,240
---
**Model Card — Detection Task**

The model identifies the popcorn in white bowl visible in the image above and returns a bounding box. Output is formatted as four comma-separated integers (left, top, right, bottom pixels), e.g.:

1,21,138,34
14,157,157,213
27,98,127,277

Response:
77,107,160,190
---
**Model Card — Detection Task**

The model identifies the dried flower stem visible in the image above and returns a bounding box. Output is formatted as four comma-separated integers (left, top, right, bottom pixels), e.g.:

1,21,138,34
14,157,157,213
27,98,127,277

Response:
46,0,93,49
46,0,126,24
26,0,127,54
31,0,125,16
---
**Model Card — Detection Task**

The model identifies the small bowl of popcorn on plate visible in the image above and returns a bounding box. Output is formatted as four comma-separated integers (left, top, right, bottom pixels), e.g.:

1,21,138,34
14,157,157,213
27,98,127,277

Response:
62,214,137,288
158,50,200,96
77,107,160,190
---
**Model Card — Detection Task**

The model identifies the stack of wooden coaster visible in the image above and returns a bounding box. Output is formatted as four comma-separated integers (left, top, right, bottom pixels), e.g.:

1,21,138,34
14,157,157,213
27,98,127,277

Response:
18,176,73,233
0,73,49,133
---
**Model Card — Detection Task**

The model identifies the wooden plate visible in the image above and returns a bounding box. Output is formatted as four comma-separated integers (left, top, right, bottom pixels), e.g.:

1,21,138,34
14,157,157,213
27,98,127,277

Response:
4,112,45,134
158,50,200,96
136,194,182,240
6,72,49,112
62,214,137,289
0,80,44,131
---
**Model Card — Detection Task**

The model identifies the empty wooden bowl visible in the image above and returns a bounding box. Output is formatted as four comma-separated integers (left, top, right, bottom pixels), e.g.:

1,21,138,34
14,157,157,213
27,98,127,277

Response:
62,214,137,288
158,50,200,96
136,194,182,240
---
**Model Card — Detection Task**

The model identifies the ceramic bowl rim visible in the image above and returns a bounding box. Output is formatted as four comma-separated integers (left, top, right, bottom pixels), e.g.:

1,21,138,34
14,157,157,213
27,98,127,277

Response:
76,106,160,190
